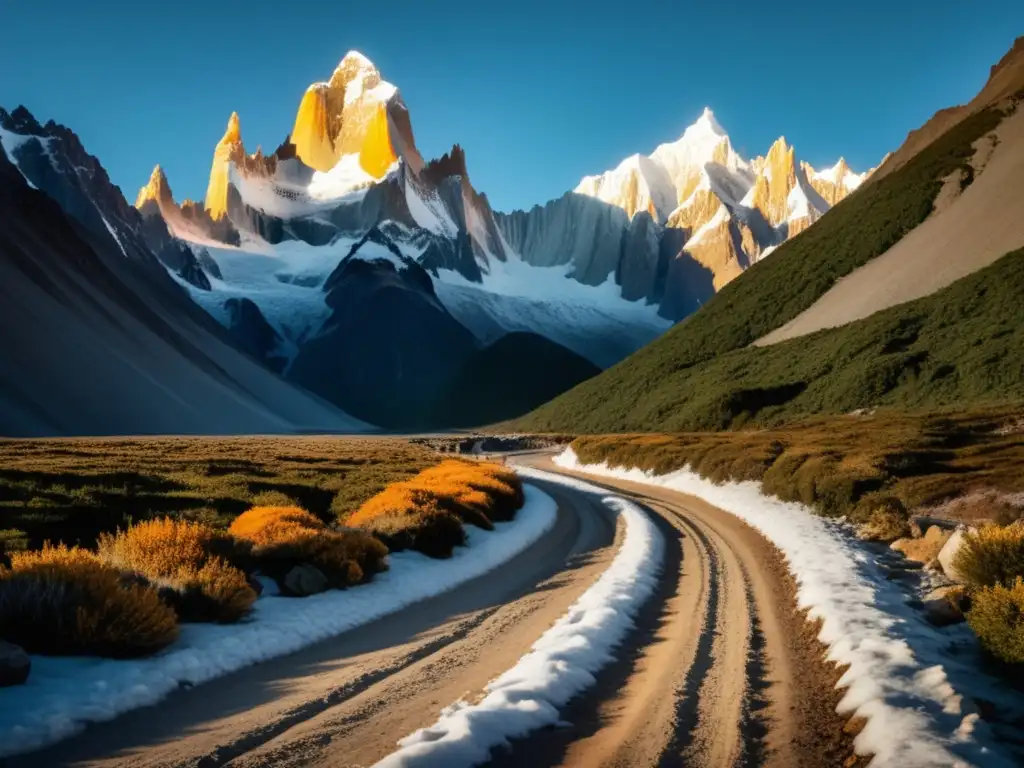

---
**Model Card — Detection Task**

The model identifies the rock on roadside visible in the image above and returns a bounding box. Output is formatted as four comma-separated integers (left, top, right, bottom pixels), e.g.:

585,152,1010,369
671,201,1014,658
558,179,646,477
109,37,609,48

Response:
284,564,328,596
922,585,967,627
937,527,973,583
0,641,30,687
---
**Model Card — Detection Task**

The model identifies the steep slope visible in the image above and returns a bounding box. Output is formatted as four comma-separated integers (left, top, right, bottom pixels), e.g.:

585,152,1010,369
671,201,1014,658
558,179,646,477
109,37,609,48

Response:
0,137,366,436
510,72,1016,433
759,102,1024,345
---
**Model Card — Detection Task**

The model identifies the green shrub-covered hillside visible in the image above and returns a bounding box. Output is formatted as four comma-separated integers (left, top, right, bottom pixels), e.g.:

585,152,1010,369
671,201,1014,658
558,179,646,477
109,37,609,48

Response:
517,248,1023,433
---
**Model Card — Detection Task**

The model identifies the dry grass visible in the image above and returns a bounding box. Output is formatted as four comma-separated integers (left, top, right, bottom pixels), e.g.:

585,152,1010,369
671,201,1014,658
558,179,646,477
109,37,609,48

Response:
348,461,525,558
0,436,435,552
0,544,179,657
97,518,255,623
230,506,387,590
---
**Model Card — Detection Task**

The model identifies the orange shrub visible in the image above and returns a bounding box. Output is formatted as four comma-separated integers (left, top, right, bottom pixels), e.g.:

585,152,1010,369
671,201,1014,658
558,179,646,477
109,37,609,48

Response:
0,544,179,657
230,506,386,590
98,518,256,624
347,460,524,558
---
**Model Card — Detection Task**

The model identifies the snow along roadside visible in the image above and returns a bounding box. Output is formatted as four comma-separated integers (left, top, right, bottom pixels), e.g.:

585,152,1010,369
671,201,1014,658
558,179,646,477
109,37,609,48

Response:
374,465,664,767
0,484,559,758
553,447,1013,768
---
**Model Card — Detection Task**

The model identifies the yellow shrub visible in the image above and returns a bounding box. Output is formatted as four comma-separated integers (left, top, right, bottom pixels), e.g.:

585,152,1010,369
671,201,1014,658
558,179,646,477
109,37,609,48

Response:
953,524,1024,589
231,506,386,590
98,518,255,624
97,517,224,576
347,460,524,557
967,578,1024,664
170,557,257,623
0,544,178,657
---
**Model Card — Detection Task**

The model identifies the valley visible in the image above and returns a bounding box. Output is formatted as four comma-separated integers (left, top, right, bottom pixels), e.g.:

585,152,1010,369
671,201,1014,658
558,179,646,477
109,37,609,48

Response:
1,12,1024,768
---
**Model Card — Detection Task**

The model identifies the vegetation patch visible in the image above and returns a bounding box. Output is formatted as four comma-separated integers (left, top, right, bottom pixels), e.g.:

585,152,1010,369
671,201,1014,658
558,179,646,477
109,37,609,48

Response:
967,579,1024,664
347,461,525,558
229,506,388,591
0,544,179,657
98,518,255,623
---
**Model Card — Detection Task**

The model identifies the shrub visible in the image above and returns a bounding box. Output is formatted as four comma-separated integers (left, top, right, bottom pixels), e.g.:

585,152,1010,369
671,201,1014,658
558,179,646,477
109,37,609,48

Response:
230,506,387,589
159,557,257,623
347,461,525,558
953,524,1024,589
967,578,1024,664
857,497,910,541
0,544,179,657
98,518,256,623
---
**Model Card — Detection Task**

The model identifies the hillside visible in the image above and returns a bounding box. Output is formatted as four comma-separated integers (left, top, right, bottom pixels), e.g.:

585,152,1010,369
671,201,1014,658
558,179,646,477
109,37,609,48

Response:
437,332,601,428
510,83,1023,433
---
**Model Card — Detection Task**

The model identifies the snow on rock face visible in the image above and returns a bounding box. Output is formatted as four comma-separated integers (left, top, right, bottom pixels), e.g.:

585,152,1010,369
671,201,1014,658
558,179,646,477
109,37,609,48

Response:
375,467,664,767
574,152,677,222
0,485,559,758
554,448,1020,768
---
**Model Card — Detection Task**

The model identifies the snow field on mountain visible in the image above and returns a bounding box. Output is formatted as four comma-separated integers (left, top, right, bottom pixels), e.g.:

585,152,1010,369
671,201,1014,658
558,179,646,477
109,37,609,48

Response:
375,467,665,768
0,485,559,758
553,448,1016,768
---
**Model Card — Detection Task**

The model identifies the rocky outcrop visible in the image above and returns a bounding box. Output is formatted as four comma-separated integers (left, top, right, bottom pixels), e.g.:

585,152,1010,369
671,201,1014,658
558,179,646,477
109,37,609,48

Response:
136,165,240,246
205,113,244,220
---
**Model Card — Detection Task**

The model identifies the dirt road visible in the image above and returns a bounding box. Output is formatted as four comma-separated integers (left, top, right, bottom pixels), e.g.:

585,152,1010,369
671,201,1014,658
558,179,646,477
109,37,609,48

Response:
11,458,858,768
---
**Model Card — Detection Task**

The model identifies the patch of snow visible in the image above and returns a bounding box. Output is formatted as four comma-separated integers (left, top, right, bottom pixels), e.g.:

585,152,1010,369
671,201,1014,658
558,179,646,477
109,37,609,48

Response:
346,240,409,271
788,173,830,224
433,246,669,367
308,153,380,200
0,126,42,188
574,152,677,222
0,485,559,758
376,467,664,767
404,178,457,237
553,448,1018,768
812,160,866,191
99,215,128,258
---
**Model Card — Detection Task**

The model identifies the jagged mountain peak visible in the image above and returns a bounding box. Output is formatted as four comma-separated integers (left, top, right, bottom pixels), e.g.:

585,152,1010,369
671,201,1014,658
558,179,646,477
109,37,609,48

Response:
223,112,242,145
135,164,173,208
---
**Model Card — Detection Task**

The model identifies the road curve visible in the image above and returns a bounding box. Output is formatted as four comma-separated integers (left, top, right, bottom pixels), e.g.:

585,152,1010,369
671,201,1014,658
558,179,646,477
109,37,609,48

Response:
499,454,862,768
7,458,860,768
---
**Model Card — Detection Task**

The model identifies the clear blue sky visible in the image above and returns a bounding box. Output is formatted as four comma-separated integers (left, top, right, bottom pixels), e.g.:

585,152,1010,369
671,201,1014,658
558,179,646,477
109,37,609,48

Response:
2,1,1021,212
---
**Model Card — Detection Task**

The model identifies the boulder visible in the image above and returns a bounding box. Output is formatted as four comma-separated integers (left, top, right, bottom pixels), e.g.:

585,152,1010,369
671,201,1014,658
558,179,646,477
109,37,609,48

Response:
0,641,30,687
921,586,967,627
283,564,328,596
937,527,972,583
891,526,953,563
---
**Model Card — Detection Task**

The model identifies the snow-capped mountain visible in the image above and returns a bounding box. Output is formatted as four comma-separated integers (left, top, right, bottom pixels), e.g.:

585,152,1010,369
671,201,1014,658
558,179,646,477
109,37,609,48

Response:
569,108,875,286
128,51,873,427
